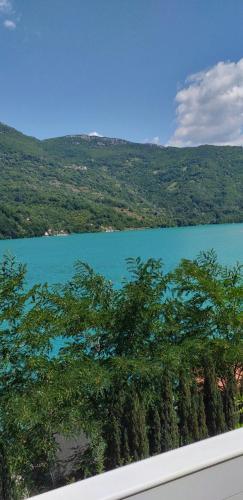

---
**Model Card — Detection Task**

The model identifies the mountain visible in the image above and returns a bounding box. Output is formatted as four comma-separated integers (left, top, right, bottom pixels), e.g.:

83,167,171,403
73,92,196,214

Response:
1,122,243,239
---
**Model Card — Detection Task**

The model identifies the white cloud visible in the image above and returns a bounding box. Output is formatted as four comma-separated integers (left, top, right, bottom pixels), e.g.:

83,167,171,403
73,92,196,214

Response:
0,0,11,12
151,136,160,145
144,136,160,145
169,58,243,147
3,18,15,29
88,131,103,137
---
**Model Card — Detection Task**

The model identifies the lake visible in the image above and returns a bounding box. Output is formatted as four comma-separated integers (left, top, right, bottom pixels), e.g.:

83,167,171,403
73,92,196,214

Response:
0,223,242,287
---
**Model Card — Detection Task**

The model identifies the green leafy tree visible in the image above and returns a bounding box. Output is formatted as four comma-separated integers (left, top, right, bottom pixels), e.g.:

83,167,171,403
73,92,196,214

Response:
111,258,167,357
0,251,241,497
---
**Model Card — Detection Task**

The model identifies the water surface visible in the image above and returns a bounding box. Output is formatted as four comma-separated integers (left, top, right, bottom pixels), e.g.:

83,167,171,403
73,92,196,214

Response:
0,224,242,286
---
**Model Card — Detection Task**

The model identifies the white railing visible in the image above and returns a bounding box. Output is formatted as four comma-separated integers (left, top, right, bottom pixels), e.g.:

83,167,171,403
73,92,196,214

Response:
29,428,243,500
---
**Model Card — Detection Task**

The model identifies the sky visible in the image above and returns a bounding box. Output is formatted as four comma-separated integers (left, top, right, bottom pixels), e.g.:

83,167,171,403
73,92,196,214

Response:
1,0,243,146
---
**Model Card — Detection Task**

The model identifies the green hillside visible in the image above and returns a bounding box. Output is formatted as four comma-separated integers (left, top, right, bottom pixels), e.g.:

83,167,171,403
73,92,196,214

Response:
1,122,243,239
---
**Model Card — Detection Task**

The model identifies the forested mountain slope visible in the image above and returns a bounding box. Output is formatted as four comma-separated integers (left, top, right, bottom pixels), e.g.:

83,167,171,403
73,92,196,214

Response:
1,122,243,239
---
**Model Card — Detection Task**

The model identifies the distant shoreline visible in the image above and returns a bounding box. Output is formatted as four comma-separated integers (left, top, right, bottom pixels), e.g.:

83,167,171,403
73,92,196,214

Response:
1,220,243,242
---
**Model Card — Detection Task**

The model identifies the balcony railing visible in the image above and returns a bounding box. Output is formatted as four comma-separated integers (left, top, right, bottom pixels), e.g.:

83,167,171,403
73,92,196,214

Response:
29,428,243,500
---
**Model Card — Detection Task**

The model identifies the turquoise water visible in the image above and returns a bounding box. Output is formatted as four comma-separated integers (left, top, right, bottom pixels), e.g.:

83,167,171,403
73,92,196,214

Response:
0,223,243,287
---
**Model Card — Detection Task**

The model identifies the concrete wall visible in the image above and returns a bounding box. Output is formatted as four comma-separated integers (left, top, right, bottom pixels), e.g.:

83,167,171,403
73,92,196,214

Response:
29,428,243,500
130,455,243,500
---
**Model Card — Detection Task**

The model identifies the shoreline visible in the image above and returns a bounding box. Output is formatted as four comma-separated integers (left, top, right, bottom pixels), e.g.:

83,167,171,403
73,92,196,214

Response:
1,220,243,243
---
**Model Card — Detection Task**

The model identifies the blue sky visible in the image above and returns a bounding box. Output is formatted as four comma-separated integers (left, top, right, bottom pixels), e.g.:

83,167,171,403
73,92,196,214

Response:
1,0,243,145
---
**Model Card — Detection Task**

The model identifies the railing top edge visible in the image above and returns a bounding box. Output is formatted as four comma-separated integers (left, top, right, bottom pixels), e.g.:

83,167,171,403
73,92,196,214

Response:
29,428,243,500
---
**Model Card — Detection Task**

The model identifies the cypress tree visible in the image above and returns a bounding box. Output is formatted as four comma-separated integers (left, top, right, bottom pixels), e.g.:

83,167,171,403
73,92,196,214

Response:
0,444,15,500
190,378,200,442
223,369,237,430
147,405,161,456
121,427,131,465
104,414,121,470
103,385,123,470
127,391,140,462
239,378,243,426
204,360,217,436
126,390,149,461
203,359,226,436
216,390,227,434
160,370,179,452
198,390,208,440
138,401,149,459
177,368,192,446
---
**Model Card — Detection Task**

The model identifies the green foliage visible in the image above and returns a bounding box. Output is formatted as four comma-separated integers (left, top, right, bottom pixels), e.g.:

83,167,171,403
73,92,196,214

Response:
121,428,131,465
190,379,200,442
2,122,243,238
124,390,149,462
111,258,166,357
104,415,121,470
223,369,237,430
198,391,208,440
0,251,241,497
178,368,193,446
0,443,17,500
147,405,161,456
160,370,179,452
235,392,243,427
203,359,226,436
